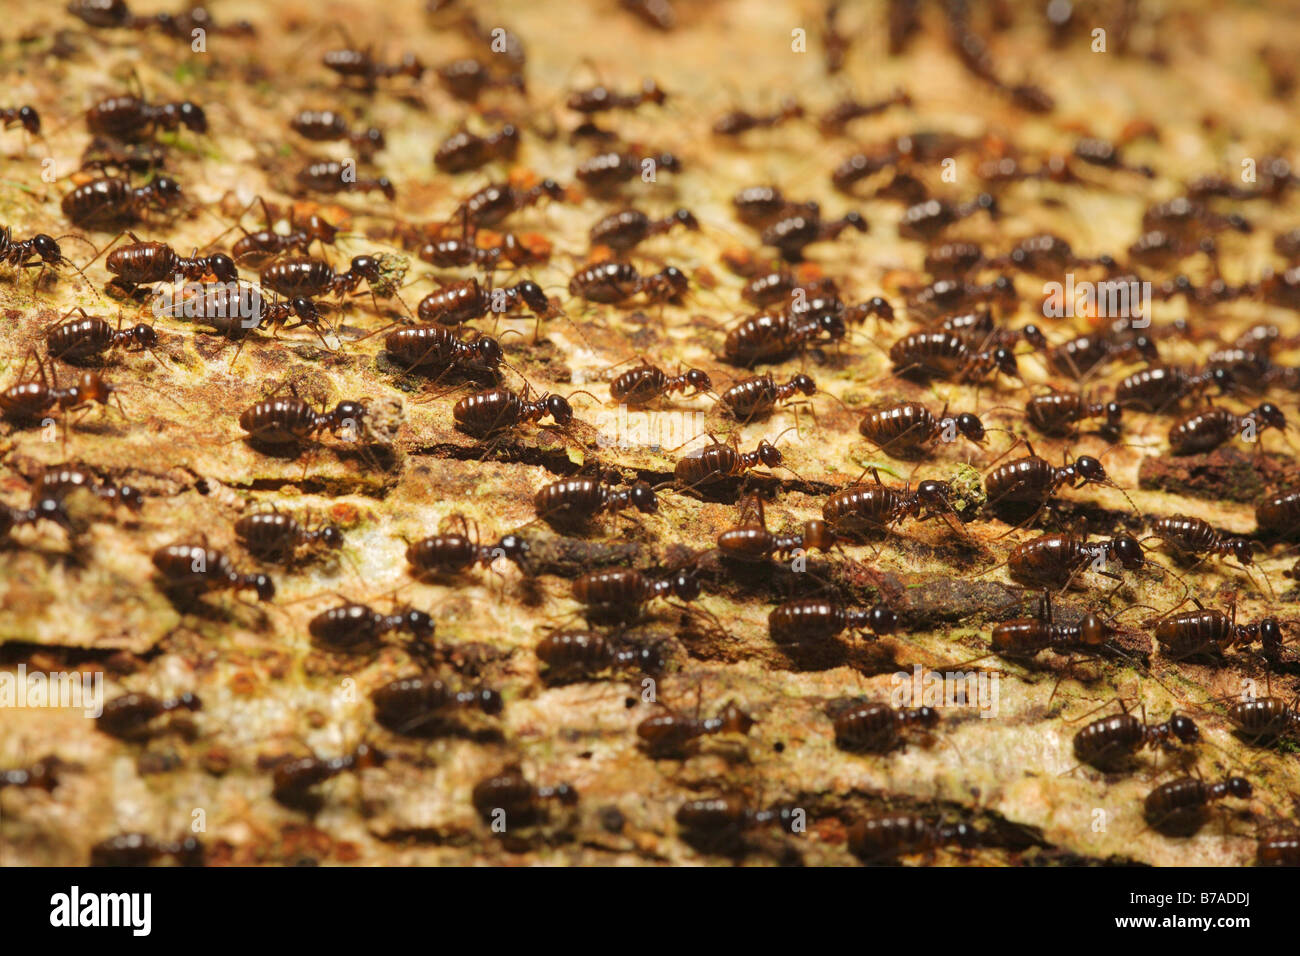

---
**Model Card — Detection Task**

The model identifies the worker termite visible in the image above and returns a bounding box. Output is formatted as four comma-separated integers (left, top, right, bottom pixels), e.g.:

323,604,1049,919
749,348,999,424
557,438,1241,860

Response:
1151,600,1284,662
768,598,897,646
1115,363,1233,413
0,358,124,428
89,833,205,867
452,179,564,229
988,589,1132,661
1072,137,1155,178
572,565,702,625
1025,390,1122,438
568,78,666,114
61,175,183,230
762,209,866,261
1005,533,1147,590
295,159,395,200
1228,693,1300,746
823,468,965,537
259,254,396,303
159,281,329,351
732,185,819,228
924,241,986,277
472,769,578,826
309,603,434,654
607,362,711,408
322,45,424,90
1145,516,1255,570
858,401,990,457
636,699,754,757
716,493,837,563
435,125,520,173
1256,488,1300,539
371,675,502,736
417,230,546,270
0,756,61,792
151,544,275,602
712,98,804,137
896,194,996,242
819,88,911,132
568,262,688,304
0,227,97,288
908,275,1017,319
99,233,239,291
575,150,681,191
831,699,939,753
1141,196,1250,238
535,630,668,683
1167,404,1286,456
435,58,525,101
97,691,201,740
888,330,1020,384
418,277,554,326
452,386,575,438
984,441,1133,518
405,517,530,578
383,325,503,381
848,813,978,864
1257,832,1300,866
1143,775,1252,837
718,373,816,421
740,270,837,308
1,104,40,135
533,477,658,530
997,232,1110,275
1070,700,1199,771
234,510,343,563
229,208,341,268
45,308,158,363
675,796,803,856
589,207,698,253
722,298,889,366
271,743,388,809
290,109,385,155
238,389,370,450
86,94,206,141
673,437,785,490
30,465,142,524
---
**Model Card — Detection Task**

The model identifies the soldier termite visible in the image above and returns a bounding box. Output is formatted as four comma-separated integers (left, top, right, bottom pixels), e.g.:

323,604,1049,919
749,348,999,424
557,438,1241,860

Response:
636,698,754,757
97,691,201,740
533,477,658,531
1143,774,1253,837
371,675,502,736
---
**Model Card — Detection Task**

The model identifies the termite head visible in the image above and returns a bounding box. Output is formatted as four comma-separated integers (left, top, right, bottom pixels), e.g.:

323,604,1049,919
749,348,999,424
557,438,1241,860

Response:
1110,534,1146,570
684,368,712,392
755,439,783,468
841,210,868,233
1020,323,1047,349
1169,712,1200,743
1078,613,1113,646
318,525,345,549
360,127,386,151
1225,776,1253,798
544,394,573,425
653,153,682,174
991,346,1019,378
376,177,396,200
1227,538,1254,565
206,253,239,283
1132,334,1159,362
941,821,979,849
657,266,690,299
1253,402,1287,431
869,603,897,635
916,478,955,511
671,568,701,601
990,275,1017,302
468,334,503,367
31,234,65,265
1072,455,1109,485
176,101,208,133
1104,401,1123,430
350,255,383,281
129,323,158,348
475,688,504,716
790,372,816,396
250,573,276,602
496,534,531,565
71,371,115,406
117,484,144,511
330,400,369,435
629,481,658,514
351,743,388,769
672,208,700,231
516,280,551,314
398,608,436,640
953,412,986,443
17,104,40,134
550,782,580,805
1258,617,1283,647
151,176,184,206
290,297,320,323
801,519,835,550
913,705,940,728
538,177,566,199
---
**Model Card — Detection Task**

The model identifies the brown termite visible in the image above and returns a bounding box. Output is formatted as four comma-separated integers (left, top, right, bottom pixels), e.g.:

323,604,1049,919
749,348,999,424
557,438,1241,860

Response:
0,226,98,288
1141,196,1250,237
29,465,142,525
309,602,435,654
768,597,897,646
259,254,394,302
96,232,239,291
45,308,159,364
732,185,819,228
716,494,837,563
371,675,502,736
741,270,837,308
572,565,703,624
718,373,816,421
832,699,939,753
589,207,698,253
89,833,205,867
1167,403,1286,456
418,277,554,326
858,401,990,456
452,385,576,438
61,175,183,230
889,330,1021,384
675,796,804,855
673,436,787,490
908,274,1017,319
295,160,395,200
238,389,369,450
924,241,986,277
97,691,201,740
435,124,520,173
1072,137,1155,178
1145,515,1255,569
1,104,40,135
228,202,341,268
1257,487,1300,538
451,178,564,230
417,230,547,271
234,510,343,562
0,355,125,428
762,209,866,261
471,769,577,826
606,361,711,407
896,194,996,242
290,109,385,154
159,282,330,354
536,630,668,682
533,477,658,530
1025,390,1123,438
723,297,890,366
435,58,525,102
823,468,965,537
1144,775,1252,837
988,589,1135,661
636,699,754,757
983,440,1134,518
568,77,666,115
86,94,206,141
849,814,979,864
1258,832,1300,866
712,98,804,137
995,232,1111,275
1128,230,1216,268
932,309,1044,352
405,517,530,578
383,325,503,381
271,743,388,809
819,88,911,132
575,151,681,192
1115,363,1233,413
1151,599,1285,662
0,756,61,793
1228,694,1300,746
151,544,275,602
568,262,688,304
322,44,424,90
1004,533,1147,591
1069,700,1199,771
